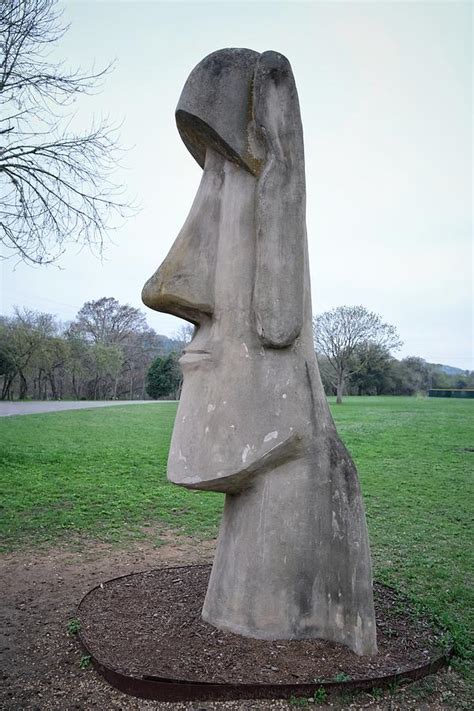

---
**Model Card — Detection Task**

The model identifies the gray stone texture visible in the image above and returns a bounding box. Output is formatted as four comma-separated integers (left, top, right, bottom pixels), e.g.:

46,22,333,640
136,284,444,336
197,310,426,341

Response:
142,48,377,656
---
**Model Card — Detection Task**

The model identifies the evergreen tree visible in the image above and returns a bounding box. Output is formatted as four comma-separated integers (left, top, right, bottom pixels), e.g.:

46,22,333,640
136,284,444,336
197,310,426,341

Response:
146,353,182,400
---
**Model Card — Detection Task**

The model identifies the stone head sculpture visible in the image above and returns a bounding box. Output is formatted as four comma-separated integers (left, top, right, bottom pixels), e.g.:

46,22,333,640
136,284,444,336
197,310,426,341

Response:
142,48,377,656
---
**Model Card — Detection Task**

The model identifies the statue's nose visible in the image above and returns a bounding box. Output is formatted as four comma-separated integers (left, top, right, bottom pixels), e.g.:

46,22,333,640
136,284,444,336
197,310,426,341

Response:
141,231,214,324
142,151,223,324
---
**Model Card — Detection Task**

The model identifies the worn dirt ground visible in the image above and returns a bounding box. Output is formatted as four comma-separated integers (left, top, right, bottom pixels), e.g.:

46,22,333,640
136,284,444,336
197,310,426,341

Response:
0,534,470,710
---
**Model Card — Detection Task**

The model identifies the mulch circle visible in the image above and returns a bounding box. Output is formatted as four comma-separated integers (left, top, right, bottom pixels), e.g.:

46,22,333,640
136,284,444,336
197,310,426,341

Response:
77,564,451,702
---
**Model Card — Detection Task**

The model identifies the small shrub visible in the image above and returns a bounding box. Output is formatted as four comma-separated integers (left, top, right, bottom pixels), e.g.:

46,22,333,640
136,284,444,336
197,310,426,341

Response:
67,618,81,636
313,686,328,703
333,671,352,682
79,654,91,669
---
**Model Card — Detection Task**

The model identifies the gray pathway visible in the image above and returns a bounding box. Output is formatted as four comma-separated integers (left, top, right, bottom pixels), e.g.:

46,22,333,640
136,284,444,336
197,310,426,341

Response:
0,400,170,417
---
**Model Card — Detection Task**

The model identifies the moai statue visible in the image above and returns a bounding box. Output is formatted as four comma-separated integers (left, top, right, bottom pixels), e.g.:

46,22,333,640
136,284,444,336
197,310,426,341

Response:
142,48,377,656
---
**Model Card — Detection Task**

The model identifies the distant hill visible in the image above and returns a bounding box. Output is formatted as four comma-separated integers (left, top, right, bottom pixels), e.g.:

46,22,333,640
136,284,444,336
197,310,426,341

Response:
429,363,467,376
156,334,183,355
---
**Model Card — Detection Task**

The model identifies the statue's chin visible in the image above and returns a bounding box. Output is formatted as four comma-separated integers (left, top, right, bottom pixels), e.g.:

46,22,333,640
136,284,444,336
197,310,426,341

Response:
168,331,315,494
167,430,305,494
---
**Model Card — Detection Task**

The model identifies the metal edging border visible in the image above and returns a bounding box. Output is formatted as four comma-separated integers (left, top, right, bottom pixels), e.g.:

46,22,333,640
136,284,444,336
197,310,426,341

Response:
77,564,453,702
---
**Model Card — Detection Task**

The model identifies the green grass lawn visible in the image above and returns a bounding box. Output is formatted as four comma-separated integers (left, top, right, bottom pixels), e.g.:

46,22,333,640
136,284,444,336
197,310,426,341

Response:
1,396,472,666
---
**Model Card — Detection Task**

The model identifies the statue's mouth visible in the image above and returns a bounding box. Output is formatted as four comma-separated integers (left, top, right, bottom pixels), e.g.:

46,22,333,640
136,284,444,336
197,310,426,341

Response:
179,349,213,366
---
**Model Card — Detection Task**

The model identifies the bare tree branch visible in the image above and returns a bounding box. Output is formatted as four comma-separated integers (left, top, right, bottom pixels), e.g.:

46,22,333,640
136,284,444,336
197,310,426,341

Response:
0,0,132,264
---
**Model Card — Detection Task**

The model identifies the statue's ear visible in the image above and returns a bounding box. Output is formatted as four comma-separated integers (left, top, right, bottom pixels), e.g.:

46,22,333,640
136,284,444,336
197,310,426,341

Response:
252,51,306,348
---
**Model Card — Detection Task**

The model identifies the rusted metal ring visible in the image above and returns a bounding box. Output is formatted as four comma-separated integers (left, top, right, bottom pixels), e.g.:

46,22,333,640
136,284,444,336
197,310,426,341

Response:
77,564,452,702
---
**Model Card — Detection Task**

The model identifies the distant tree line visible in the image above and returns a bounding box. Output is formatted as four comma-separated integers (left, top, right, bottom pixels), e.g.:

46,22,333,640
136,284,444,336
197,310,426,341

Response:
0,298,187,401
317,347,474,398
313,306,473,400
1,300,471,401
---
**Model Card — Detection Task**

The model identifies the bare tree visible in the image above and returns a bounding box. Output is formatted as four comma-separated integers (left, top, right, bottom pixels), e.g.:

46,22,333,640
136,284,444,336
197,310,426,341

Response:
0,0,130,264
313,305,402,404
0,307,58,398
119,328,162,399
173,323,195,353
69,297,147,346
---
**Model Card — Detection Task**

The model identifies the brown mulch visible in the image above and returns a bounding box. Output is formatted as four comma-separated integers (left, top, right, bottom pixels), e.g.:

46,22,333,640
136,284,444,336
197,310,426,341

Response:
78,564,445,686
0,534,470,710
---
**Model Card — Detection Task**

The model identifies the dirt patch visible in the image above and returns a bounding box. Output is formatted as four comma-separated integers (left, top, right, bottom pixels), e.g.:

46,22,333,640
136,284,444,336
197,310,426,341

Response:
1,533,213,710
0,534,469,710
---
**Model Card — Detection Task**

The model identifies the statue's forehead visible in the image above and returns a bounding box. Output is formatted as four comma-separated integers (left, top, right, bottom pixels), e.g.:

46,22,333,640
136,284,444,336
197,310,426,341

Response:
176,48,261,175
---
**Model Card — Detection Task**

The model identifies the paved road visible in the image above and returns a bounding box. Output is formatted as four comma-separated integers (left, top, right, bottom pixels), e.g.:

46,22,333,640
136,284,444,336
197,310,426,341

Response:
0,400,170,417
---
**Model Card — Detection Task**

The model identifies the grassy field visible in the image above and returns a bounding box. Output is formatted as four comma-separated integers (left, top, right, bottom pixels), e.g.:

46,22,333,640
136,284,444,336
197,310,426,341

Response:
1,396,472,667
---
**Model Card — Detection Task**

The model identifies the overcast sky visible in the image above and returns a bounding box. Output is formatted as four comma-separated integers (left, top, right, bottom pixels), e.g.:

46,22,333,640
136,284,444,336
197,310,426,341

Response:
1,0,472,369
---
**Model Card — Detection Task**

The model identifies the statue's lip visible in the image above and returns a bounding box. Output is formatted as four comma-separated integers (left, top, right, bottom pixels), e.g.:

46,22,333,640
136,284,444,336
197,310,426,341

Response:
180,349,212,365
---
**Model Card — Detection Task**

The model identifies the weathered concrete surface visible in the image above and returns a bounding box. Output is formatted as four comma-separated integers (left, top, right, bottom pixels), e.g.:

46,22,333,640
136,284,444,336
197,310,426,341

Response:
0,400,158,417
176,48,261,175
142,48,377,656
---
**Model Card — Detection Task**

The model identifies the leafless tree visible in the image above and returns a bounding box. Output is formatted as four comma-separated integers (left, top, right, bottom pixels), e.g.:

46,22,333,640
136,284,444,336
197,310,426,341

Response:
0,0,130,265
173,323,195,353
313,305,402,404
69,297,147,346
0,307,58,398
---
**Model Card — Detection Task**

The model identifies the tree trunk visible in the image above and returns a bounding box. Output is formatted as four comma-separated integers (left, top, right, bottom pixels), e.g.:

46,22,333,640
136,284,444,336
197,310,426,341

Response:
34,369,40,399
19,371,28,400
72,374,78,399
336,372,344,404
49,372,57,399
2,374,14,400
